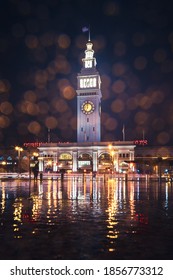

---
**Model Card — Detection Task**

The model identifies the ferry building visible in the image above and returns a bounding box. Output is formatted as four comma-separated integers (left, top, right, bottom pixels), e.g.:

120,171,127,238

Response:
38,38,135,174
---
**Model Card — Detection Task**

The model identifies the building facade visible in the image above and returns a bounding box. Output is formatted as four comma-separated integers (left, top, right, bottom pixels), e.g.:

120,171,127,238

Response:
1,145,173,176
37,38,136,174
38,141,135,173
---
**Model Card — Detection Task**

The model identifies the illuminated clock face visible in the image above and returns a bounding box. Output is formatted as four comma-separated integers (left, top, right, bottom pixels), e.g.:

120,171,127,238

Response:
81,101,95,114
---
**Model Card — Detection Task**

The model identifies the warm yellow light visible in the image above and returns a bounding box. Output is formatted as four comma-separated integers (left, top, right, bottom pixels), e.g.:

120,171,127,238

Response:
15,146,23,152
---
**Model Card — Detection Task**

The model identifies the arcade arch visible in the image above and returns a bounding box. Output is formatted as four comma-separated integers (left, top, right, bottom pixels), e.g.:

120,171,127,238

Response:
98,152,113,172
58,153,72,170
78,153,92,171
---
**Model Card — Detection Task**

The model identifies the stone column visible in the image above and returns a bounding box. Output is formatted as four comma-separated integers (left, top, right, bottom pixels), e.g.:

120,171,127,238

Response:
53,153,57,172
92,150,98,172
116,152,119,172
130,150,134,161
72,151,78,172
39,156,44,172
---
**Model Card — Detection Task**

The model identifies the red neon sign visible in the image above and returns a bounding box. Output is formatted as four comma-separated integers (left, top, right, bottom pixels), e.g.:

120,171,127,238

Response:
23,142,42,147
133,139,148,145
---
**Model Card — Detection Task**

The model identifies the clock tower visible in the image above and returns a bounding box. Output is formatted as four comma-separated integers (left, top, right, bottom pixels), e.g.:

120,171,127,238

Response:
76,40,102,142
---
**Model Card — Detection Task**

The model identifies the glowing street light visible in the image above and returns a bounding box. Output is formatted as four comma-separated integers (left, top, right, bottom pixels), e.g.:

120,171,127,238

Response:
33,152,39,158
15,146,23,175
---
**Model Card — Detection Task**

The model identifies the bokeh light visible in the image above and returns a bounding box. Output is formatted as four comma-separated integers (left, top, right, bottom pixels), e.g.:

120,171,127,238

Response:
0,115,10,128
25,35,39,49
0,80,11,93
103,1,120,16
134,111,149,126
112,63,128,77
24,90,37,103
104,117,118,131
56,34,71,49
38,101,49,115
45,116,58,129
28,121,41,135
111,99,125,113
112,79,126,94
134,56,148,70
0,0,173,145
157,132,170,145
62,86,76,100
52,98,68,113
0,101,13,115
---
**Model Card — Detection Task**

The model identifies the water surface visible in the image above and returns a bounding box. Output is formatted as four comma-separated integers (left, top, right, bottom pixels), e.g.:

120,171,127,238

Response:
0,177,173,259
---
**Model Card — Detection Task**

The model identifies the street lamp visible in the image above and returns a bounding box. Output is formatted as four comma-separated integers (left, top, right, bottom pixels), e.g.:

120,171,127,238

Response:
1,161,7,173
15,146,23,175
33,152,39,158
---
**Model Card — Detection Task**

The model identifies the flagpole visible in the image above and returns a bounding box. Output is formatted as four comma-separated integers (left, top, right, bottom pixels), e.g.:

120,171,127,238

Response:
122,125,125,141
82,26,91,41
88,25,90,41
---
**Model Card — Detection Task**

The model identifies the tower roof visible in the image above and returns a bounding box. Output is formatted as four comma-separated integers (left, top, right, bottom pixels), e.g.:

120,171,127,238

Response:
80,39,97,74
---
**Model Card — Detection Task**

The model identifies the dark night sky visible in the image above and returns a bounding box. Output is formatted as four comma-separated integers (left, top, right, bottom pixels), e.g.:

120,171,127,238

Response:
1,0,173,147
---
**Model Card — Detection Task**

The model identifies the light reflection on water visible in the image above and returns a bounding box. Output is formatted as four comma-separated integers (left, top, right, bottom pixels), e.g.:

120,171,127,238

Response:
0,177,173,259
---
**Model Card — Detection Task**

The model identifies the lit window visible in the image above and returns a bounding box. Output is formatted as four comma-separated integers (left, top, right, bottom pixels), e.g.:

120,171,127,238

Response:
93,78,96,87
86,51,93,59
85,60,92,68
80,79,84,88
